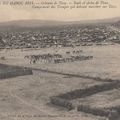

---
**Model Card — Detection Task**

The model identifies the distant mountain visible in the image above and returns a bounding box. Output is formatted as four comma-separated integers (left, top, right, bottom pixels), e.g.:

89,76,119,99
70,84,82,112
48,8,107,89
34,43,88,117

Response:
69,17,120,25
0,17,120,31
0,20,67,27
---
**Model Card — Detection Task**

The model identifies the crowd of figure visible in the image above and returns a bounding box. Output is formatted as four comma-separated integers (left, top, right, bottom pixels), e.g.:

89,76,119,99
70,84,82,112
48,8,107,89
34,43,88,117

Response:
24,50,93,64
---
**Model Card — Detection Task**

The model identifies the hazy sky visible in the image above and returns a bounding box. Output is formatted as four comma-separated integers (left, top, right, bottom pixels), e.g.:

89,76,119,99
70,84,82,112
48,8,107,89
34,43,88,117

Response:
0,0,120,22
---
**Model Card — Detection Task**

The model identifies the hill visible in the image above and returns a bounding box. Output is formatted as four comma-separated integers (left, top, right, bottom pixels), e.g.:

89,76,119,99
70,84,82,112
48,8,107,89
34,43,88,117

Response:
0,17,120,28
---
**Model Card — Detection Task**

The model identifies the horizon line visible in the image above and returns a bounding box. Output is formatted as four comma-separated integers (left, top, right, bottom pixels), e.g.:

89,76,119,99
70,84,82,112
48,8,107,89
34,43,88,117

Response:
0,16,120,23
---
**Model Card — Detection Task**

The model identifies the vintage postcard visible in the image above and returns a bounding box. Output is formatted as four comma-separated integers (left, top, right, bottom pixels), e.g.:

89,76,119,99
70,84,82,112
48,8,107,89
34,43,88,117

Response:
0,0,120,120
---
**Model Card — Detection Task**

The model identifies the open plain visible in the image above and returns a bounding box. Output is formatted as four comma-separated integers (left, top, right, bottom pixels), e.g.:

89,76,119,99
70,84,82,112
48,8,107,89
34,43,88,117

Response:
0,44,120,120
0,19,120,119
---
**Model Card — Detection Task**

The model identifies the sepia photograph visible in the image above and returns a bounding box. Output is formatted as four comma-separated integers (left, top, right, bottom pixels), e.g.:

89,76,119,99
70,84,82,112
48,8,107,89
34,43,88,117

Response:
0,0,120,120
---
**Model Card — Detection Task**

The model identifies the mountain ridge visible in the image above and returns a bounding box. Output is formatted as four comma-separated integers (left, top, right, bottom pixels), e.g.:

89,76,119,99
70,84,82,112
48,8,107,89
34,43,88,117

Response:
0,17,120,29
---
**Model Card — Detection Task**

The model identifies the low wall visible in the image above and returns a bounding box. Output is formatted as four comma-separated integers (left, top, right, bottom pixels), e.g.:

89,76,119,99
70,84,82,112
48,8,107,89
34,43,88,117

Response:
32,67,115,82
50,96,74,110
77,105,110,117
0,67,33,79
57,81,120,100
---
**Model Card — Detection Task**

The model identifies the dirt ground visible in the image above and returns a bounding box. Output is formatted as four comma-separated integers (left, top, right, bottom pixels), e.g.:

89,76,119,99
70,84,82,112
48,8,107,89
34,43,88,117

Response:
0,71,103,120
0,44,120,120
1,44,120,80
